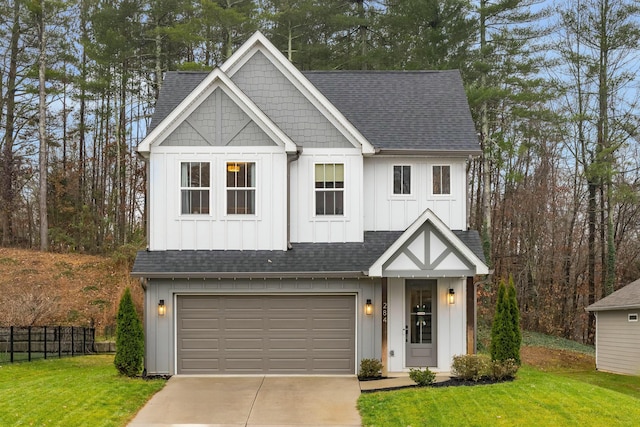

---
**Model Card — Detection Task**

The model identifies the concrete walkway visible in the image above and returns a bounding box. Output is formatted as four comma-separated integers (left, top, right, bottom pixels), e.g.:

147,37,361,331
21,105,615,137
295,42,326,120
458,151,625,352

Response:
128,376,362,427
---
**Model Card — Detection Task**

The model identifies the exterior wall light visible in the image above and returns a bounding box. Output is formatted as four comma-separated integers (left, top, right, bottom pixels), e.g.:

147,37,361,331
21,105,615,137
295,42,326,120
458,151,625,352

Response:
448,289,455,305
158,299,166,316
365,299,373,315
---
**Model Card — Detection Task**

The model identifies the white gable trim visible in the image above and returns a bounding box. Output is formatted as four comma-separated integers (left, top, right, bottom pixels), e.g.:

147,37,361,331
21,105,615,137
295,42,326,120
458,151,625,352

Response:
137,68,297,157
220,31,376,155
368,209,489,277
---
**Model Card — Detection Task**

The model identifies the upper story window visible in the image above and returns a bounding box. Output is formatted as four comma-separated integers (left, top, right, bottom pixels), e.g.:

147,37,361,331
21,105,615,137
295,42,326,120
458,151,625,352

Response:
315,163,344,215
181,162,210,214
393,165,411,195
227,162,255,215
433,165,451,195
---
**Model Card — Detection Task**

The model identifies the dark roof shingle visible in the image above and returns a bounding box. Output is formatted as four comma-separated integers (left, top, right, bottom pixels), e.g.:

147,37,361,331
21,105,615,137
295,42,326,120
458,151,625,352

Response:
587,278,640,311
132,230,485,278
147,69,480,153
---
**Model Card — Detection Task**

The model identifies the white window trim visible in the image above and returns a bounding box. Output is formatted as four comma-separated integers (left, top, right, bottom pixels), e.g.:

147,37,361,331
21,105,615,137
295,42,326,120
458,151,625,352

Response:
390,164,415,199
629,313,639,322
431,164,452,197
314,162,346,217
179,161,212,217
225,160,258,217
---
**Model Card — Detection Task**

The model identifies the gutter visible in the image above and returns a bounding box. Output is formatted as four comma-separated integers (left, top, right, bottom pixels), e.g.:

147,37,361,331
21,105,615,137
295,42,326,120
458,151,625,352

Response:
375,148,482,157
586,305,640,312
287,149,302,249
130,270,367,280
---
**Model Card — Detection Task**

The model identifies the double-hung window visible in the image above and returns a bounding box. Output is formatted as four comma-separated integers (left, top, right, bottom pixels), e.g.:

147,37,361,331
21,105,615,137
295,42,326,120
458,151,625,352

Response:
181,162,210,214
433,165,450,195
315,163,344,215
227,162,256,215
393,165,411,195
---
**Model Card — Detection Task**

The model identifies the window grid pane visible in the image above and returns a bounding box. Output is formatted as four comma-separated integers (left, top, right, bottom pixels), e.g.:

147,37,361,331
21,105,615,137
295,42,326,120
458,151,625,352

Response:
227,162,256,215
180,162,210,215
315,163,344,215
433,165,450,195
393,165,411,195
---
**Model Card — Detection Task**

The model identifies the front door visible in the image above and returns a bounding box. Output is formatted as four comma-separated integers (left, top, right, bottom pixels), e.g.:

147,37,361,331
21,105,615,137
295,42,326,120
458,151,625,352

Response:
405,280,437,367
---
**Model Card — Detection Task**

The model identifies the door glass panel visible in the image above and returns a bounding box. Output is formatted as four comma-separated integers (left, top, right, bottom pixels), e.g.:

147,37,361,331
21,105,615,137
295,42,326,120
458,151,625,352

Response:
410,287,432,344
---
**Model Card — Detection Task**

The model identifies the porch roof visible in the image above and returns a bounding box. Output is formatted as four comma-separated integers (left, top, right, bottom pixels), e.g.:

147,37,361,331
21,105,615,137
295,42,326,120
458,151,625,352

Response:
132,230,484,279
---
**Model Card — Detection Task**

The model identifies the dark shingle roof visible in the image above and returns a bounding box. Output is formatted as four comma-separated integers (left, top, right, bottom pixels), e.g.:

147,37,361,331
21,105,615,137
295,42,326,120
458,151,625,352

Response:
587,278,640,311
132,230,485,278
147,70,480,153
148,71,209,133
303,70,480,153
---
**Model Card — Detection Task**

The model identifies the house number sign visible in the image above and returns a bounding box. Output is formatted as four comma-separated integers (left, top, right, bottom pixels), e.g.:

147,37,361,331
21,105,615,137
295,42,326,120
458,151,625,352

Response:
382,302,388,323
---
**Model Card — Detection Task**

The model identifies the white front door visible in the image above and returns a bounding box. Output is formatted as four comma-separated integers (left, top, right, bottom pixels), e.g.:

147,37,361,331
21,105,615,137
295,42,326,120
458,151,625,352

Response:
405,279,437,367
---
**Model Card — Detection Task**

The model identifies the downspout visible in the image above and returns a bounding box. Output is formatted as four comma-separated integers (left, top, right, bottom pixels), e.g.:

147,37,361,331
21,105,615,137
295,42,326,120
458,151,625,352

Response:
287,149,302,249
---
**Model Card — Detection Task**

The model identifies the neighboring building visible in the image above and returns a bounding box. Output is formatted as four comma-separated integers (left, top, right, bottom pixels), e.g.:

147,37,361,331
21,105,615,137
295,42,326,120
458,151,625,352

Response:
132,32,488,376
586,278,640,376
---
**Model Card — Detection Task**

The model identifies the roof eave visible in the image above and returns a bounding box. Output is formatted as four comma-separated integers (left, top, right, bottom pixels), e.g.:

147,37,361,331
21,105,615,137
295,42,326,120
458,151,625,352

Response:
586,304,640,312
131,270,369,280
375,148,482,157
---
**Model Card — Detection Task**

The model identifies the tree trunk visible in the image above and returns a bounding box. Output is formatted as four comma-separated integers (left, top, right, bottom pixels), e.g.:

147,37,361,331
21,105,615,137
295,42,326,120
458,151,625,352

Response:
38,0,48,251
1,0,20,246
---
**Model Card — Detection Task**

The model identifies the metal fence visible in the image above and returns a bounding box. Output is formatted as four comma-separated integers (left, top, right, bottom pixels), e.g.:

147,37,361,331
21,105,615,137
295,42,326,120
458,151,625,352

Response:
0,326,96,363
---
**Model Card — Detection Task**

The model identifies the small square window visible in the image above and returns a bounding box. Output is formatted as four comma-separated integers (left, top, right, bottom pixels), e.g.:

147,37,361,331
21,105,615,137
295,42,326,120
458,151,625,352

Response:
629,313,638,322
393,165,411,195
433,165,450,195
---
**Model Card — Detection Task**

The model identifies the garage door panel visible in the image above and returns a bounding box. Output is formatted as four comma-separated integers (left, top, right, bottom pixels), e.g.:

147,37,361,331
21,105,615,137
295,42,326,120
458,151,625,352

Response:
177,295,355,374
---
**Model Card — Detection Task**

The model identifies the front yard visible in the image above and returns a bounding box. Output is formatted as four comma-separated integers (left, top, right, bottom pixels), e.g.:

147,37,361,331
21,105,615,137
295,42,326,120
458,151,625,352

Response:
2,347,640,426
359,346,640,426
0,355,165,427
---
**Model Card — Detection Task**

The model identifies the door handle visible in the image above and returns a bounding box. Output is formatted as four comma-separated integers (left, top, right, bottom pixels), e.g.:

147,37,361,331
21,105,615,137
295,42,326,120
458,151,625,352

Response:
404,325,408,343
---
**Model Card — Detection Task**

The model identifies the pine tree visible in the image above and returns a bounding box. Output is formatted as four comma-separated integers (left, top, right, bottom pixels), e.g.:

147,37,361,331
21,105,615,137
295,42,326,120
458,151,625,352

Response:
114,288,144,377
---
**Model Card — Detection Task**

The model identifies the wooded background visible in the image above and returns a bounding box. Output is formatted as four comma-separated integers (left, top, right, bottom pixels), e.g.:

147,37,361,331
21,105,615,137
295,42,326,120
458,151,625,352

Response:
1,0,639,344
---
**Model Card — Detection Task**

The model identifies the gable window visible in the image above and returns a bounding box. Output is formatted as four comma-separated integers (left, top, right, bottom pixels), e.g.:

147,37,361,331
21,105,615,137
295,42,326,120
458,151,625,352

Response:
181,162,210,214
227,162,255,215
433,165,450,195
393,165,411,195
315,163,344,215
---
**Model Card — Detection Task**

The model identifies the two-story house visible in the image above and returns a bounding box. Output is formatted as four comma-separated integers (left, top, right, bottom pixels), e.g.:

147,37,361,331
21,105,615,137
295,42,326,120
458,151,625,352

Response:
132,32,488,376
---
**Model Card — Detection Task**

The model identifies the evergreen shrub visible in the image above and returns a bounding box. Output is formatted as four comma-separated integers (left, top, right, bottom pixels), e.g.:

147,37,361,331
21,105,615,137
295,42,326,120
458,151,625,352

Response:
114,288,144,377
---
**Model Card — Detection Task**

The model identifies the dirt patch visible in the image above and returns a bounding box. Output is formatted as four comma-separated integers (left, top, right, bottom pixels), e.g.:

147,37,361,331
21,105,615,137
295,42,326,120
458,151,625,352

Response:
522,346,595,371
0,247,142,335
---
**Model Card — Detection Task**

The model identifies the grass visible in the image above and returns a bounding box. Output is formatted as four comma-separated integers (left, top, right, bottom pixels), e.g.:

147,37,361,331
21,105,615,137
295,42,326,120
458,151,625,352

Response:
358,365,640,426
0,355,165,427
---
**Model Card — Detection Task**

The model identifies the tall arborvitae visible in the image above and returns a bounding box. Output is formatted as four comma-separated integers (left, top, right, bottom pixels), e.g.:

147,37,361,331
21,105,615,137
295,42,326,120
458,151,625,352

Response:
114,288,144,377
490,278,521,364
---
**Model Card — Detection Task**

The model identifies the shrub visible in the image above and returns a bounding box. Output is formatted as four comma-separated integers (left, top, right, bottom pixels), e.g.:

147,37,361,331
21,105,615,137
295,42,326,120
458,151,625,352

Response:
409,367,436,386
491,358,519,381
114,288,144,377
451,354,519,382
451,354,492,381
359,358,383,379
490,277,521,364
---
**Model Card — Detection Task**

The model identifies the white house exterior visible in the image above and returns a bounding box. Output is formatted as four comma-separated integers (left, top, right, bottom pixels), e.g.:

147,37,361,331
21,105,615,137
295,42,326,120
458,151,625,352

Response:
586,278,640,376
132,32,488,376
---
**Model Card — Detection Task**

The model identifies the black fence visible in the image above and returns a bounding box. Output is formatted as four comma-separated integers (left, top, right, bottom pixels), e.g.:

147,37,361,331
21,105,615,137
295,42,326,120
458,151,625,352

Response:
0,326,96,363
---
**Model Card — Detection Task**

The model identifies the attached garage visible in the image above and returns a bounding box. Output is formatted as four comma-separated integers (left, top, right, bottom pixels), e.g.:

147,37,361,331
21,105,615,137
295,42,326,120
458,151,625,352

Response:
176,294,356,374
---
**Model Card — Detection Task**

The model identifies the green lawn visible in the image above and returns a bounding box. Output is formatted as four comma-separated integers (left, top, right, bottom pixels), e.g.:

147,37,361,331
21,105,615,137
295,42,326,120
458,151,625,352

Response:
0,355,165,427
358,365,640,426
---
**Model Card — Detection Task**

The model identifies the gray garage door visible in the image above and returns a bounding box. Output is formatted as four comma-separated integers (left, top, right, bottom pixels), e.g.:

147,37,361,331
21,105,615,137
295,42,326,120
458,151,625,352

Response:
176,295,355,374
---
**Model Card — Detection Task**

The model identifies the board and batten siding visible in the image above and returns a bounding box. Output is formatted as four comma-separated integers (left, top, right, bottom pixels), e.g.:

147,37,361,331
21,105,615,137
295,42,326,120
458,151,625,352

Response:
289,148,364,243
363,157,468,231
144,277,381,376
148,146,288,250
595,310,640,375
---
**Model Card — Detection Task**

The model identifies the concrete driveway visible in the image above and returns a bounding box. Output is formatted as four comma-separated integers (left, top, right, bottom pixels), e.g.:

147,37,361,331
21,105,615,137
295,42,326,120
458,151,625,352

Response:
127,376,362,427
